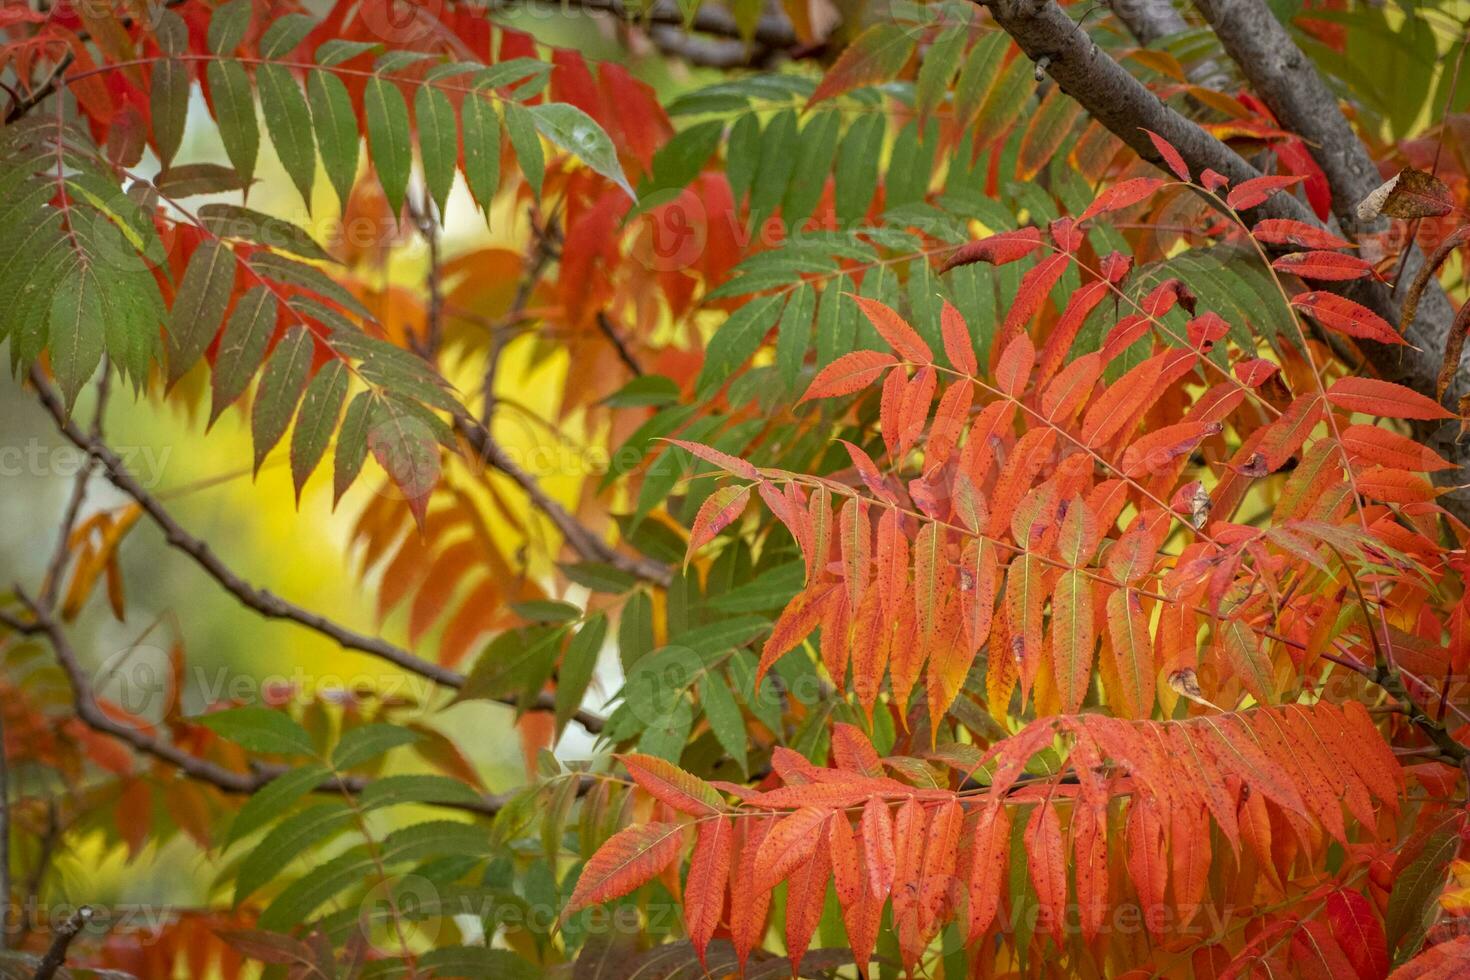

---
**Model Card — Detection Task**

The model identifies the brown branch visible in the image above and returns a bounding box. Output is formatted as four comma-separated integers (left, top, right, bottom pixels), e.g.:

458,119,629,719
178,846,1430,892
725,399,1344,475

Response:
26,369,609,734
595,311,645,377
30,905,94,980
0,600,560,817
1190,0,1467,518
976,0,1470,522
453,413,672,586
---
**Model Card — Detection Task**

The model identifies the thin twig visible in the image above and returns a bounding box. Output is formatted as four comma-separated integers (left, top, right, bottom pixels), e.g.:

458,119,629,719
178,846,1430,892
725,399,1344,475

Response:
26,368,610,733
31,904,93,980
594,311,644,377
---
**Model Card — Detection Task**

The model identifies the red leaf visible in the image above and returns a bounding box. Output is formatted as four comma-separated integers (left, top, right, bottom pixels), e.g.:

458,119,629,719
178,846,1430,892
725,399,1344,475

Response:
995,332,1036,397
754,806,830,893
664,439,759,480
1080,177,1165,221
1226,174,1304,210
1201,168,1230,192
1272,250,1374,281
967,803,1011,939
1325,887,1388,979
1145,128,1190,182
618,753,726,816
853,296,933,363
800,350,897,402
860,796,896,899
1025,802,1068,941
940,299,977,375
1341,424,1453,472
1292,292,1404,345
939,228,1043,272
685,817,733,965
1326,377,1453,420
1251,219,1352,251
687,484,750,559
564,822,684,914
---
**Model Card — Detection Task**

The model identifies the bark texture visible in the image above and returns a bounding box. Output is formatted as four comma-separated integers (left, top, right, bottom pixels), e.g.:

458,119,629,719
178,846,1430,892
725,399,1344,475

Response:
979,0,1469,520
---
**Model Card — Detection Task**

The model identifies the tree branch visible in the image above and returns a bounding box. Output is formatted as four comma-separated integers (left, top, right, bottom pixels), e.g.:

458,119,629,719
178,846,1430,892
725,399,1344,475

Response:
0,600,565,817
977,0,1470,521
453,413,673,586
1188,0,1466,514
26,369,609,734
30,905,94,980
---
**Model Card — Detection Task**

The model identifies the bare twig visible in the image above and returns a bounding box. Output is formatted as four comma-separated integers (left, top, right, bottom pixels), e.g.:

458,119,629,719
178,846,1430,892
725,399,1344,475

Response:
26,368,610,733
595,311,645,377
454,413,672,586
0,600,588,817
481,211,560,426
31,904,93,980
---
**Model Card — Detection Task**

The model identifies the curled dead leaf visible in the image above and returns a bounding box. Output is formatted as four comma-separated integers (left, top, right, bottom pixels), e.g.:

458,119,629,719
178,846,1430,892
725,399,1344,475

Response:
1356,168,1454,221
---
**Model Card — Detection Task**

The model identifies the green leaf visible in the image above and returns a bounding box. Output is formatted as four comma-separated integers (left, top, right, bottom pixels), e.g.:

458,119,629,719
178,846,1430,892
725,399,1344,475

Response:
775,281,815,392
307,69,359,209
699,672,748,775
725,112,761,208
619,590,655,671
634,119,722,210
503,102,543,199
460,626,566,703
511,599,583,623
290,359,348,499
199,203,330,262
208,0,253,54
558,562,638,593
235,802,354,904
555,614,607,736
251,326,314,472
461,93,502,219
226,764,330,845
247,251,374,322
315,39,380,67
749,108,797,227
696,293,783,398
155,163,251,198
530,103,633,200
602,374,680,408
706,560,804,613
1387,829,1457,962
256,64,316,207
782,110,840,228
333,390,373,503
331,723,422,770
198,706,315,756
167,238,236,385
210,285,277,424
206,59,259,187
834,113,884,227
257,844,377,929
915,26,966,121
365,394,441,527
418,947,538,979
358,774,485,811
380,821,492,864
259,13,317,58
150,58,189,168
364,76,412,219
415,85,458,217
47,269,106,411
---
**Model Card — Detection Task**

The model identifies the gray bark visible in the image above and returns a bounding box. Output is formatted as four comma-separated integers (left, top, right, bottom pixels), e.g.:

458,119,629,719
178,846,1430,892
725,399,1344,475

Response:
1191,0,1466,519
979,0,1469,521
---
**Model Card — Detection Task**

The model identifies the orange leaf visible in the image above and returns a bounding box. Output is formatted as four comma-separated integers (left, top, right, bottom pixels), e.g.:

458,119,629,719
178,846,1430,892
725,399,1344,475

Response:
564,822,684,915
684,817,732,965
1292,292,1405,345
618,754,726,816
1326,377,1453,420
940,227,1043,272
940,299,977,375
800,350,896,402
1025,802,1068,942
853,296,933,364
